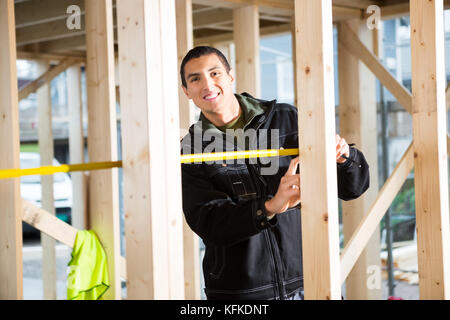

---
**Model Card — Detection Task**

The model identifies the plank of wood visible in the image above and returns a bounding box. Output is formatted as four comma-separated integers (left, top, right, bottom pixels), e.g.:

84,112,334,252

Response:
410,0,450,299
0,0,23,300
233,4,260,97
340,143,415,284
67,65,87,230
381,0,450,21
176,0,201,300
19,58,78,101
294,0,341,300
117,0,185,299
85,0,121,300
21,199,127,280
339,21,412,115
338,19,381,300
37,60,57,300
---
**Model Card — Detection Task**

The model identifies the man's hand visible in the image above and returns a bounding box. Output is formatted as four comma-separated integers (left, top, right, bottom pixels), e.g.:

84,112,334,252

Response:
264,156,301,217
336,134,350,164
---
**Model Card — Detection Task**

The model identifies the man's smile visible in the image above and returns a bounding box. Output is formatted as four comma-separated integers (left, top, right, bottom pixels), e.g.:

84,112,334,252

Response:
203,92,220,101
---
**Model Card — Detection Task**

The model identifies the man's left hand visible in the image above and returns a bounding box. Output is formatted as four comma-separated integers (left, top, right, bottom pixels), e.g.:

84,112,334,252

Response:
336,134,350,164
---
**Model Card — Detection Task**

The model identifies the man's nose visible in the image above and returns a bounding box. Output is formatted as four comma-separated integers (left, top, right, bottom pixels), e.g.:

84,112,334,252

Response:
201,76,215,91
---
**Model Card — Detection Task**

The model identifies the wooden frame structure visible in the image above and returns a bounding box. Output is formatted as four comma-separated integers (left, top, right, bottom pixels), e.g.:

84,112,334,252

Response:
1,0,449,300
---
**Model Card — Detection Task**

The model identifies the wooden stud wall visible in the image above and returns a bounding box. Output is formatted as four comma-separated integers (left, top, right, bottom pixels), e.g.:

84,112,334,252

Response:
37,61,57,300
175,0,201,300
85,0,121,300
233,5,261,97
0,0,23,300
67,65,87,230
338,19,381,300
294,0,341,300
410,0,450,300
117,0,185,299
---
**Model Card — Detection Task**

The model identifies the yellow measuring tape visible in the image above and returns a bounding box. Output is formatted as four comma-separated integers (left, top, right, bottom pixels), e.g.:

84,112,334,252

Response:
0,148,299,179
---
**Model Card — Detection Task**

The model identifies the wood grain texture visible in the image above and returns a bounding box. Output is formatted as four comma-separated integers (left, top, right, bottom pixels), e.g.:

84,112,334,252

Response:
0,0,23,300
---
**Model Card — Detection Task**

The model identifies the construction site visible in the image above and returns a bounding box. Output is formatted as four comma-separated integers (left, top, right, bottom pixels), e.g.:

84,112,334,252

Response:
1,0,450,300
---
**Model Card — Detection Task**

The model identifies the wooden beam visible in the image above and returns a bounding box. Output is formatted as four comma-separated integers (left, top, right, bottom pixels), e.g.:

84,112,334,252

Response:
295,0,341,300
0,0,23,300
23,200,77,248
16,51,86,62
339,22,412,115
410,0,450,299
381,0,450,20
19,58,78,101
37,60,57,300
85,0,121,300
338,19,381,300
15,0,84,28
194,7,232,30
117,0,185,299
333,0,383,9
195,23,292,46
67,65,87,230
340,143,415,285
176,0,200,300
16,15,86,46
193,0,363,19
22,199,127,280
233,4,260,97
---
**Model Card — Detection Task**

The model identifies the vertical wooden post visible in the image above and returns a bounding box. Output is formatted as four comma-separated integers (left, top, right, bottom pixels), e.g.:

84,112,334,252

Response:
294,0,341,300
291,19,298,108
338,20,381,300
117,0,185,299
85,0,121,300
233,5,260,97
410,0,450,299
37,61,57,300
67,65,87,230
176,0,200,300
0,0,23,300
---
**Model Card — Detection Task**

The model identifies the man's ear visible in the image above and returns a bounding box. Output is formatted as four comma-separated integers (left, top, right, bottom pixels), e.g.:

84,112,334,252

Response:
228,69,235,83
181,84,191,99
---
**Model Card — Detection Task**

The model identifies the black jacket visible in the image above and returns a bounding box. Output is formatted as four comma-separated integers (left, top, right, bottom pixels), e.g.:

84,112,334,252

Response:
180,93,370,300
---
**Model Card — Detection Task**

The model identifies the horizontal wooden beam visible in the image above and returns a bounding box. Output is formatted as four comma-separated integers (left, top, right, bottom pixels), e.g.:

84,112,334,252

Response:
339,21,412,114
17,50,86,62
195,22,292,45
16,15,85,46
15,0,84,28
22,199,127,280
333,0,383,9
381,0,450,20
193,0,362,19
340,142,415,284
19,58,77,101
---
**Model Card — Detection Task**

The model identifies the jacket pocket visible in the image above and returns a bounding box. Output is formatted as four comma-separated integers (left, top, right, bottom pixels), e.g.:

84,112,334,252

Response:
206,164,257,201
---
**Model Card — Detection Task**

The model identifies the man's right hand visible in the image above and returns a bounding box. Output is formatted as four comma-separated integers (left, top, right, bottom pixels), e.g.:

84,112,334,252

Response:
264,156,301,217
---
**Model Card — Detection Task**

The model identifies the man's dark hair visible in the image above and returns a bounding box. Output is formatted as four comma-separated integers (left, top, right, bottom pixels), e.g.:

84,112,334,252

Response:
180,46,231,88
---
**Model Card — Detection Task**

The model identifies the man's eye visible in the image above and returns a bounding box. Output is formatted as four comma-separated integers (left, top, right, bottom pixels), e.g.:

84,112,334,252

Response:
190,77,199,82
211,72,219,77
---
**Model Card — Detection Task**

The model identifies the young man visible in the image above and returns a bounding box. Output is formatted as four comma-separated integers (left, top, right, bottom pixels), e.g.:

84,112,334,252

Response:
180,46,369,300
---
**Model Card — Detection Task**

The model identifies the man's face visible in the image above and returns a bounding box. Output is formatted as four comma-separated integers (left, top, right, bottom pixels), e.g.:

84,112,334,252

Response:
182,53,235,117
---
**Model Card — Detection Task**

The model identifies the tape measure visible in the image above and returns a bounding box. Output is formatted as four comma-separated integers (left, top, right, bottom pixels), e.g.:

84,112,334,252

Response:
0,148,299,179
